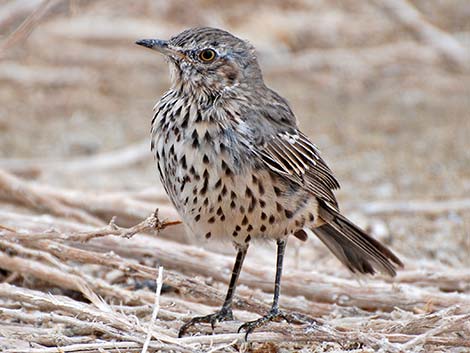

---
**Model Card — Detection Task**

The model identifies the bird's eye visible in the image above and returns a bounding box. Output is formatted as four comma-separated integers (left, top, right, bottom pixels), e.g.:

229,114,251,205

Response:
199,49,216,62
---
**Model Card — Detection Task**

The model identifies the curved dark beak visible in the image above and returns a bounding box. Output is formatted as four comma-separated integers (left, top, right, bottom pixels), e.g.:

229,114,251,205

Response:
135,39,184,59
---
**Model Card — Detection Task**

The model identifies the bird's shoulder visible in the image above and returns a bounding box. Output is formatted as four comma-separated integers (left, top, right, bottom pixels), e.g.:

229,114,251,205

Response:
239,88,341,206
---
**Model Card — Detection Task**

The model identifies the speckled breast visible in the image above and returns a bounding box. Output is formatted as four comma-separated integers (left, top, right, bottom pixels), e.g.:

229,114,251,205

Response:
151,94,319,246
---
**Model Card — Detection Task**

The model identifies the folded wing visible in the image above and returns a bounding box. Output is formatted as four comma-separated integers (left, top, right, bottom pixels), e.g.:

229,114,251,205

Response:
254,130,340,207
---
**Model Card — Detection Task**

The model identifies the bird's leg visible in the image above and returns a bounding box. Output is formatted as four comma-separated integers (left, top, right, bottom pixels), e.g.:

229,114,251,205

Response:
238,239,288,340
178,246,247,337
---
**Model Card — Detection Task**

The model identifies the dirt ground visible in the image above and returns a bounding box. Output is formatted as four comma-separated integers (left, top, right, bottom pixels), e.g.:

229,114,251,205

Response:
1,1,470,352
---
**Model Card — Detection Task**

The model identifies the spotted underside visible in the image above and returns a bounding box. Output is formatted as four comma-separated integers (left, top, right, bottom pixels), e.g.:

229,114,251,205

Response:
151,90,328,248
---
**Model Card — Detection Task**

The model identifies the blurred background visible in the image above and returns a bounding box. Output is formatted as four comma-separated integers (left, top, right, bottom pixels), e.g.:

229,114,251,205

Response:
1,1,470,350
1,0,469,269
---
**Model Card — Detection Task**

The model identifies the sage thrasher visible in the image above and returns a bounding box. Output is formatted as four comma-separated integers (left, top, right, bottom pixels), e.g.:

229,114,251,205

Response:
136,27,403,338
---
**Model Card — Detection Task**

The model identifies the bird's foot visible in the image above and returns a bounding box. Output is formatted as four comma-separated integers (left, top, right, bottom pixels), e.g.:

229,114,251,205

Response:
178,306,233,337
238,307,288,340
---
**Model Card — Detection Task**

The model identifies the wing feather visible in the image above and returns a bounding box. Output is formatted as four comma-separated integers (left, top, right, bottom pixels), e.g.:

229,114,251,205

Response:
271,139,306,175
255,130,340,206
277,138,310,173
264,143,294,176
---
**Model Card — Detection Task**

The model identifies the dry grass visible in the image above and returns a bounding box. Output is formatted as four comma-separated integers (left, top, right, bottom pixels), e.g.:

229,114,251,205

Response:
1,0,470,352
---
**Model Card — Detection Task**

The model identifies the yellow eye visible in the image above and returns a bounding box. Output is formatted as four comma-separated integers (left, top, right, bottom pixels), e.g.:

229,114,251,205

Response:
199,49,216,62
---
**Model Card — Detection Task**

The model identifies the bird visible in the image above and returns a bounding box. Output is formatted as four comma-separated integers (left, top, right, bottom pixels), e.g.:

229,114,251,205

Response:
136,27,403,339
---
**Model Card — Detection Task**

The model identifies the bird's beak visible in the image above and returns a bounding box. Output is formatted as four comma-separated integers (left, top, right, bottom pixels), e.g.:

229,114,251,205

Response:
135,39,185,59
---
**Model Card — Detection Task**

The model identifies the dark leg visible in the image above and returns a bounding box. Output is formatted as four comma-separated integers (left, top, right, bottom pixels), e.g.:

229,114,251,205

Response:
178,246,247,337
238,239,287,340
271,239,286,312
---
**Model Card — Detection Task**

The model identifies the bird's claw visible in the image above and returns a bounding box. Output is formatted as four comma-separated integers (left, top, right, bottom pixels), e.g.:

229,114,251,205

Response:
238,308,288,341
178,307,234,337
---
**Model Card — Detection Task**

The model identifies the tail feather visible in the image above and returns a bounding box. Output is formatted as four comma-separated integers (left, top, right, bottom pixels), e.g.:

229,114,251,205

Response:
313,201,403,277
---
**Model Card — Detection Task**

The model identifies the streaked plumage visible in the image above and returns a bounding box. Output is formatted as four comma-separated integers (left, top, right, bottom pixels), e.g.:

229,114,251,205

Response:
137,27,403,338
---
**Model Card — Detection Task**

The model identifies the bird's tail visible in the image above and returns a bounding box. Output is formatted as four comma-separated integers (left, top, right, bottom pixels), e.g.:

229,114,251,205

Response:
312,201,403,277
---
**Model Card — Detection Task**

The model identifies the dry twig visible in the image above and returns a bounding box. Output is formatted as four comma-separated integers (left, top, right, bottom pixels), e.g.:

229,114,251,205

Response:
372,0,469,69
141,266,164,353
0,169,103,226
0,0,63,57
0,140,151,177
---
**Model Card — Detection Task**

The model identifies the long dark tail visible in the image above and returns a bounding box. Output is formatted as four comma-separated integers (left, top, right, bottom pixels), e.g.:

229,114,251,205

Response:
313,201,403,277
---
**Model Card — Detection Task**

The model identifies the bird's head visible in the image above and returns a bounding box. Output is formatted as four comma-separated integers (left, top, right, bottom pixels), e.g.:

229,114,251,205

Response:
136,27,263,97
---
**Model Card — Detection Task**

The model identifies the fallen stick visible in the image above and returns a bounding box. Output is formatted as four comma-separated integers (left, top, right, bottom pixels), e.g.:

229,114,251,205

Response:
0,226,328,320
0,169,104,226
0,283,180,347
3,342,172,353
0,324,94,348
353,198,470,215
0,0,63,58
5,224,470,318
141,266,164,353
3,284,468,350
0,140,151,176
0,0,43,31
0,209,97,233
0,169,179,229
4,210,470,314
95,234,470,313
266,41,440,76
0,307,132,344
0,242,105,308
373,0,469,69
2,226,470,350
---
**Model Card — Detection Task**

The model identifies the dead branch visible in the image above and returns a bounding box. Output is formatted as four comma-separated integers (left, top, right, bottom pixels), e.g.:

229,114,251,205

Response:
37,185,176,227
353,198,470,216
372,0,469,70
0,307,130,343
0,209,96,233
2,285,469,351
0,206,181,244
4,222,470,318
42,209,180,242
396,269,470,292
3,207,470,315
3,342,153,353
0,0,63,58
0,238,176,314
399,312,470,350
40,16,168,42
0,62,97,86
0,170,180,229
0,228,326,320
0,324,94,348
0,0,43,31
0,243,105,307
94,234,470,313
0,140,151,177
267,41,441,76
2,217,470,350
0,284,180,346
0,169,104,226
1,1,469,351
141,266,164,353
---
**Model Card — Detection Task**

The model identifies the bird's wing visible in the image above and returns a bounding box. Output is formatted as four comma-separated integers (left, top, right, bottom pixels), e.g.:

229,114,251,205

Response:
253,130,340,207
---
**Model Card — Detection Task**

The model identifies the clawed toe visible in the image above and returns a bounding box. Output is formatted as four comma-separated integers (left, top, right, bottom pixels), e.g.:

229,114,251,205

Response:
238,308,288,340
178,307,234,337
